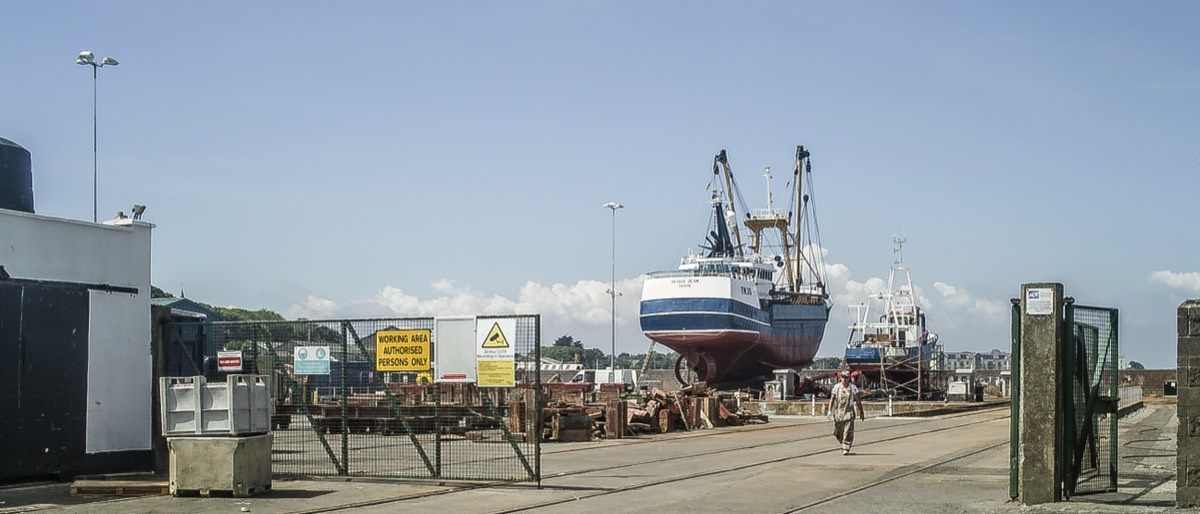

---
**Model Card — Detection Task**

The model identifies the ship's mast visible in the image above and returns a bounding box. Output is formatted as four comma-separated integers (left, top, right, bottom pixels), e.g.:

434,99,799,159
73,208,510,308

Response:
743,166,795,291
794,145,811,291
713,150,744,258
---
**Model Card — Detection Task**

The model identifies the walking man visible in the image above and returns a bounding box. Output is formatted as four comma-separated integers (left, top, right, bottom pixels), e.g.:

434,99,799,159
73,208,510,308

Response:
828,370,861,455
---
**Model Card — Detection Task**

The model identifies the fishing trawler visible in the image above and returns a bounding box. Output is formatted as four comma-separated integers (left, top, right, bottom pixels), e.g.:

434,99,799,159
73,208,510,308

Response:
844,238,941,398
639,146,831,388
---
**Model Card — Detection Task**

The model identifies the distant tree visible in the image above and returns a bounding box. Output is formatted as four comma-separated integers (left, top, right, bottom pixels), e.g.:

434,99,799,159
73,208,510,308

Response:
209,305,285,322
540,345,579,363
151,285,174,298
629,350,678,370
554,334,583,348
580,348,606,368
1128,360,1145,370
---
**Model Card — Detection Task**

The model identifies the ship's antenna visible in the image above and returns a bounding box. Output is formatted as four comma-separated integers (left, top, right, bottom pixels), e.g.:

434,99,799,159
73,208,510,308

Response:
763,166,774,213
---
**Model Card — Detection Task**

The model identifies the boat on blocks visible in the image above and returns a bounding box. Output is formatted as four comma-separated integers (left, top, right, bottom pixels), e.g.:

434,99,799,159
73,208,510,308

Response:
639,146,831,389
844,238,941,399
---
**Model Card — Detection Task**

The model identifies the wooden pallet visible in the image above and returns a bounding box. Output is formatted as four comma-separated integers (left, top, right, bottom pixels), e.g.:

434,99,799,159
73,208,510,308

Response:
70,479,170,496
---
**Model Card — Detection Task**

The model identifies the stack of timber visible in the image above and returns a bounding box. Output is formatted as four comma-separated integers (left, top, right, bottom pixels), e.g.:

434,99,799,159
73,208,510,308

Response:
619,384,771,435
507,383,770,443
545,404,594,442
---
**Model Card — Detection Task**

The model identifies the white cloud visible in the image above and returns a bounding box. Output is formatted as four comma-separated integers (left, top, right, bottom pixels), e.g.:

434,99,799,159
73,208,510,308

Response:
374,283,518,317
928,280,1009,332
1149,270,1200,293
284,295,339,319
281,277,649,352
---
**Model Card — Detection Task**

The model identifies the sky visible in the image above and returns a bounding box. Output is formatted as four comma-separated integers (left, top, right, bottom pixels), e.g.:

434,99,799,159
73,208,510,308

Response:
3,2,1198,369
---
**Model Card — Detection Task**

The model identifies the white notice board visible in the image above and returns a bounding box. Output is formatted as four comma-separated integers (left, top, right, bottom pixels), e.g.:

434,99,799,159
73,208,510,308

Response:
434,317,476,383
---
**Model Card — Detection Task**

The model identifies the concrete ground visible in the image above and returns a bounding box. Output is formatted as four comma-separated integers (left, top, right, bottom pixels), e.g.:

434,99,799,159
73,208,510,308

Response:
0,398,1186,514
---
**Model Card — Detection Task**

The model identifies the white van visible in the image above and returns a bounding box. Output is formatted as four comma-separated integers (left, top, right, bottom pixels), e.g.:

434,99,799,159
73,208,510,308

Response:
569,368,638,391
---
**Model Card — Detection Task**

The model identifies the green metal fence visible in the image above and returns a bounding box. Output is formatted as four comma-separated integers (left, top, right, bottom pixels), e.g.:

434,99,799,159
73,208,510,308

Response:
162,315,542,484
1062,303,1118,497
1009,298,1021,500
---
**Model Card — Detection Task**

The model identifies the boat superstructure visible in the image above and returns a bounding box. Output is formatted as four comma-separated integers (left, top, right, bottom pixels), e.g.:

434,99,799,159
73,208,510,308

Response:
844,237,941,399
639,146,831,388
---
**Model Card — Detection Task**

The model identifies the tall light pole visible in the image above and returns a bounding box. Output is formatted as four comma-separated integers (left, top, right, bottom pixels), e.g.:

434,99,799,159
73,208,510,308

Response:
76,50,119,222
603,201,623,377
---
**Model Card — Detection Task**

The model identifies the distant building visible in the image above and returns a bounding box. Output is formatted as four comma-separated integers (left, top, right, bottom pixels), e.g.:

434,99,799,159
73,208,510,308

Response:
933,349,1012,371
150,296,225,321
517,356,583,371
940,351,976,371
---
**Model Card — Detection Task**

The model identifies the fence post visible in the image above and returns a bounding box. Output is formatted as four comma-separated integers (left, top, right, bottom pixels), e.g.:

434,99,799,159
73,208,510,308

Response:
1177,300,1200,507
1018,282,1064,504
1009,297,1021,500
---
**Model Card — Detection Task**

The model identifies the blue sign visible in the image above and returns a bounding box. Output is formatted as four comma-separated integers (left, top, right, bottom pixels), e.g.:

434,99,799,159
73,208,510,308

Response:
294,345,331,375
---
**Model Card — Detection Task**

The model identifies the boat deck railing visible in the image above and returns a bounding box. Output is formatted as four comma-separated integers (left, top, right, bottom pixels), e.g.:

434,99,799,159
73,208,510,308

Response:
748,208,786,220
647,269,735,279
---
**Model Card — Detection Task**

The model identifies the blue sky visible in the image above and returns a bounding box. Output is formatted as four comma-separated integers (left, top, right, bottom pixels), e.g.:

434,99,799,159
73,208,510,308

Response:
4,2,1197,368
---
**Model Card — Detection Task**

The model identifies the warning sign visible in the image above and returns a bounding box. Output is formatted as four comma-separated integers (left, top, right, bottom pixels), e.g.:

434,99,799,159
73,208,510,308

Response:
375,329,431,372
477,319,516,360
217,350,243,372
481,323,509,348
477,359,515,388
477,318,516,388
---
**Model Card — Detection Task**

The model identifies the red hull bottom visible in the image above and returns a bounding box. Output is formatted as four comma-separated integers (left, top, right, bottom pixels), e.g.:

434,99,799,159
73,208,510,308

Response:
645,330,822,387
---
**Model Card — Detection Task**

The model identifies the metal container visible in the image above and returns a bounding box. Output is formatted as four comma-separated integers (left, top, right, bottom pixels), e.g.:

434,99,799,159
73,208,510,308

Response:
0,137,34,213
161,375,271,436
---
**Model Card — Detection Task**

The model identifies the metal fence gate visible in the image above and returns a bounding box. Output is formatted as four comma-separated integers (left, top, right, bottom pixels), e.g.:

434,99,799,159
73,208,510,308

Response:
161,315,541,484
1008,299,1118,500
1062,303,1118,497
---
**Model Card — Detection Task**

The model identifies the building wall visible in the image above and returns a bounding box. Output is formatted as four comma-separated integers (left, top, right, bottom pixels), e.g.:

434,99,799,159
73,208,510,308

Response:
1,209,153,454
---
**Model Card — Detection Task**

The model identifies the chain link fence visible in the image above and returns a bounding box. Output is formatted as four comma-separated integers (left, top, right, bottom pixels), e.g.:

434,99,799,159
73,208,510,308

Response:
161,315,541,483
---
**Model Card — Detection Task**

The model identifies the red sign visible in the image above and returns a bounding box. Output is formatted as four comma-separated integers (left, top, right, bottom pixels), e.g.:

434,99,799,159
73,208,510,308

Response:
217,351,243,372
439,373,468,380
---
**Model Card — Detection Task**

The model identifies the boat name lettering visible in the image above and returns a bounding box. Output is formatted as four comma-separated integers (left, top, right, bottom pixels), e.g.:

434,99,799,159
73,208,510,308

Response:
670,278,700,284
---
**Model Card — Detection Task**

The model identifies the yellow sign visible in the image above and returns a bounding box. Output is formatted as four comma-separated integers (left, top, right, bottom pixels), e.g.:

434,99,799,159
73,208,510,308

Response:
477,359,515,388
375,329,431,371
481,322,510,348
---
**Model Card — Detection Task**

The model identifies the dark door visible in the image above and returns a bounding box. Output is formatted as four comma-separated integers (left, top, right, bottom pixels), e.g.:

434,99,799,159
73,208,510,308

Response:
0,283,90,480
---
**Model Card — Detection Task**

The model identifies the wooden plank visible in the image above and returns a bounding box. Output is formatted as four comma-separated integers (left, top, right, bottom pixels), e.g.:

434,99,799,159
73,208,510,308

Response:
70,479,170,496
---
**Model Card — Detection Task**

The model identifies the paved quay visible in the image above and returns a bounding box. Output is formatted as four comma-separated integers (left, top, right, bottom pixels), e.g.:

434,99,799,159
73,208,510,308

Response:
0,400,1185,514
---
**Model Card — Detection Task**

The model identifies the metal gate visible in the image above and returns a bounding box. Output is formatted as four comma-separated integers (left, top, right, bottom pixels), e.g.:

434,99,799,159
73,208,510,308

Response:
161,315,541,484
1062,303,1118,497
1008,299,1118,500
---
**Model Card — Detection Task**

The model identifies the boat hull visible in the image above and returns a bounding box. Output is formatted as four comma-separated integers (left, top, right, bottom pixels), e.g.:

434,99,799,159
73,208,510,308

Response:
640,296,828,386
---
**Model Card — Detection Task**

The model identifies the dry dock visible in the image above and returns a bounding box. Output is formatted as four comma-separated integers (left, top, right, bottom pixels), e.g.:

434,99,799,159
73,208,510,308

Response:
0,399,1182,514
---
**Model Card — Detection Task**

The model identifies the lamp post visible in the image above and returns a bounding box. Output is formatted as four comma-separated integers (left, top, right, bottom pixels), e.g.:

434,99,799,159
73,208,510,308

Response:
76,50,119,222
603,201,623,378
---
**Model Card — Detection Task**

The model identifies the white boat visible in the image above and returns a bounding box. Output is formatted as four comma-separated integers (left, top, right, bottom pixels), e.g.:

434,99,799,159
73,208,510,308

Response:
639,146,831,388
844,237,940,398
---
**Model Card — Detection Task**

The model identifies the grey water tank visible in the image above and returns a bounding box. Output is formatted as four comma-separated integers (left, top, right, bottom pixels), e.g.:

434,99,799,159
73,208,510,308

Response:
0,137,34,213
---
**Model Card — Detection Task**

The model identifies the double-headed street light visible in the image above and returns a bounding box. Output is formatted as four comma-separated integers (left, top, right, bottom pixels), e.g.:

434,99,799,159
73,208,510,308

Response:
77,50,119,222
603,201,623,377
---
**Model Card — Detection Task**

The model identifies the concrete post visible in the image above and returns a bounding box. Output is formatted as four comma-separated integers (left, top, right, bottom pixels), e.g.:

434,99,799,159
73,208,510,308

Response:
1018,283,1063,504
1177,299,1200,507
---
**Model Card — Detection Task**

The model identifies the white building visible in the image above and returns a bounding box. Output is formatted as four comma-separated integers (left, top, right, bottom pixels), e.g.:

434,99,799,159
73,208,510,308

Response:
1,207,155,480
934,349,1012,372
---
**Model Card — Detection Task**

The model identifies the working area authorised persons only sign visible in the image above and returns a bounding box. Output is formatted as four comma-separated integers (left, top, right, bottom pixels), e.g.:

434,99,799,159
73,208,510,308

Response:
375,329,431,372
